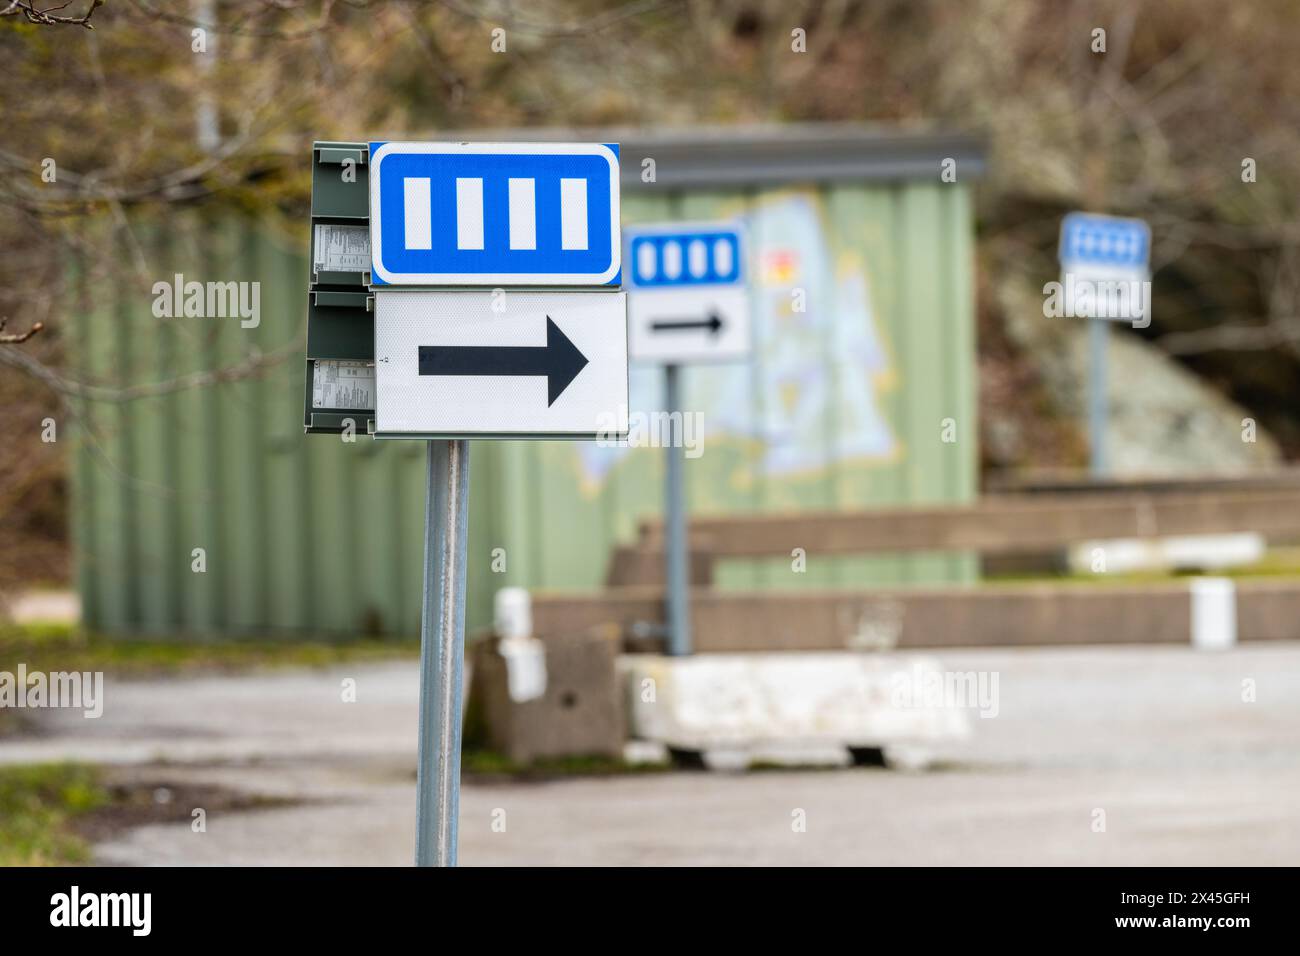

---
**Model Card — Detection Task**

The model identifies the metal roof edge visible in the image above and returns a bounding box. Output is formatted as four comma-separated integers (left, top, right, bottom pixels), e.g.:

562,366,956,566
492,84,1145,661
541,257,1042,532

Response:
373,122,988,189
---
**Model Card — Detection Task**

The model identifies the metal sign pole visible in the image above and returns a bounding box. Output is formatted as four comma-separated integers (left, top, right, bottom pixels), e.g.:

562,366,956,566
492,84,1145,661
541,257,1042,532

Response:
664,363,692,656
1088,317,1108,477
415,438,470,867
316,138,624,866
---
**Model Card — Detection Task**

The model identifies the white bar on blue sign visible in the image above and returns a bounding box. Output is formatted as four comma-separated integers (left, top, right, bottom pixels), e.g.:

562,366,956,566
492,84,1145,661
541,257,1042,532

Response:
456,178,484,250
403,178,432,250
688,240,707,277
508,178,536,250
560,178,588,250
637,241,657,282
713,238,734,276
662,240,682,279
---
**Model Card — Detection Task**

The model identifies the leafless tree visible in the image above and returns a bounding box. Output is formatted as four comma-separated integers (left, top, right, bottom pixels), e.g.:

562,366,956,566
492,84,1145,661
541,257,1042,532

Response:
1,0,103,29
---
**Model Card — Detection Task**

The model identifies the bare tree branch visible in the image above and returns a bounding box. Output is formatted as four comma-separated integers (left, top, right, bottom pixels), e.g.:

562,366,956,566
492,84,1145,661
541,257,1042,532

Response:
0,0,103,28
0,318,44,343
0,331,302,403
435,0,679,39
1156,319,1300,356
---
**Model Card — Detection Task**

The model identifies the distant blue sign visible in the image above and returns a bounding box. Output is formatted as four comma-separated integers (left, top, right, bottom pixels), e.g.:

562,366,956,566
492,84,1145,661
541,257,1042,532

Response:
368,142,621,286
1059,212,1151,270
625,225,743,289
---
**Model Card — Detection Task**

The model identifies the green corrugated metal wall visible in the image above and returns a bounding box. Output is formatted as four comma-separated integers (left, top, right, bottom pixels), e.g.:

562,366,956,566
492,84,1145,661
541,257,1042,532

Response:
73,177,976,639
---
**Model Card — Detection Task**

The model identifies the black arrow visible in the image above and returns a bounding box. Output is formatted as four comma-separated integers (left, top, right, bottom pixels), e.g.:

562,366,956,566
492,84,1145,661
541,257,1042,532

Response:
650,311,724,335
418,316,589,407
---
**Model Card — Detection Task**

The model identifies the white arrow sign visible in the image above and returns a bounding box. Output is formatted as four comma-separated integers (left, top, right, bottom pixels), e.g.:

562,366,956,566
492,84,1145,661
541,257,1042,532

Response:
373,290,628,438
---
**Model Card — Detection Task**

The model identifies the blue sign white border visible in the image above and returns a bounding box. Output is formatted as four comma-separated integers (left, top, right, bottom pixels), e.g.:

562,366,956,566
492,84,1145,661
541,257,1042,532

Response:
623,219,747,290
1057,211,1151,272
368,141,622,287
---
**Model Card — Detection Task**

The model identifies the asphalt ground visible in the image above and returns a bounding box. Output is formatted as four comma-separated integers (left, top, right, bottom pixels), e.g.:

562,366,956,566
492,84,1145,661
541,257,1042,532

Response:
4,643,1296,865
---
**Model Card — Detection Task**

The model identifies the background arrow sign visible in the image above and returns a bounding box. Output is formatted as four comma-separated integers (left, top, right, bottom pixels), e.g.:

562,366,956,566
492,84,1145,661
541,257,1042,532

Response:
650,311,723,335
418,316,589,406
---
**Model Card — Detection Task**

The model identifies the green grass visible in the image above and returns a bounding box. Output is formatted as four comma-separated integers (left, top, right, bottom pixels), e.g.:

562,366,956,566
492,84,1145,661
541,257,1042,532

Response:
984,546,1300,586
461,749,669,779
1220,547,1300,578
0,622,420,678
0,763,108,866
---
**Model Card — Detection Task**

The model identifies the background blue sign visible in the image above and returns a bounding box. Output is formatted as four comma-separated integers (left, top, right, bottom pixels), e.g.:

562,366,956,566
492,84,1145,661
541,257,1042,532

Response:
1059,212,1151,270
626,226,744,288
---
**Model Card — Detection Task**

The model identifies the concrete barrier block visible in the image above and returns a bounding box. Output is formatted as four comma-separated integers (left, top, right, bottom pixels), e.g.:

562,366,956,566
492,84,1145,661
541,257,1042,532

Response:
471,630,625,764
620,653,972,766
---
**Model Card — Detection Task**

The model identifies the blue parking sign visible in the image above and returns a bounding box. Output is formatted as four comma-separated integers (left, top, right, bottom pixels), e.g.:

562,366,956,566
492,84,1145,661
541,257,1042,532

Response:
1059,212,1150,270
627,227,743,288
368,142,621,286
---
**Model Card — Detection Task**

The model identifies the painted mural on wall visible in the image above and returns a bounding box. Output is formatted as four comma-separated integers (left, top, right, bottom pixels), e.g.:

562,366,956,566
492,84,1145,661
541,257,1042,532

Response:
577,191,897,486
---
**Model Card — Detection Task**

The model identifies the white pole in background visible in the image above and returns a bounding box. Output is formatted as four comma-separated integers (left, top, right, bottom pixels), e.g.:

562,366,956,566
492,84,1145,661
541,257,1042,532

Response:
193,0,221,154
